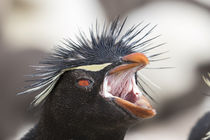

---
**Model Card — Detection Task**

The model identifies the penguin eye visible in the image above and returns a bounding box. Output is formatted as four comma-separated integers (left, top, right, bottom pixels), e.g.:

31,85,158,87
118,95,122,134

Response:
77,79,93,87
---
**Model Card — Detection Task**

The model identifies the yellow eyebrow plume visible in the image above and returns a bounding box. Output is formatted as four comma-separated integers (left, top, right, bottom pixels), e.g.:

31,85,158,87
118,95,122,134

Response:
63,63,112,72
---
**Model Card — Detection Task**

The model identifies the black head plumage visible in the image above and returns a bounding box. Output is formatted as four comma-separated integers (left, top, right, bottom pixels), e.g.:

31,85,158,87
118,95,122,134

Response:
18,17,165,107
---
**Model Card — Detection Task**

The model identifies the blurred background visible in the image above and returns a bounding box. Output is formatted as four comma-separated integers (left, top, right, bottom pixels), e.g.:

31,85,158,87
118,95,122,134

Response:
0,0,210,140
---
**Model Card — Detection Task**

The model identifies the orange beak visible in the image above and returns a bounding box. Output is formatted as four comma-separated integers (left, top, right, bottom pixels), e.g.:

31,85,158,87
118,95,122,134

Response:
110,53,156,118
115,96,156,118
109,53,149,75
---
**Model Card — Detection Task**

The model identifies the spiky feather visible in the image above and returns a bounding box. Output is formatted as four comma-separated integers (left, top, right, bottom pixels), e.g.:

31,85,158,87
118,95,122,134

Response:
18,17,166,106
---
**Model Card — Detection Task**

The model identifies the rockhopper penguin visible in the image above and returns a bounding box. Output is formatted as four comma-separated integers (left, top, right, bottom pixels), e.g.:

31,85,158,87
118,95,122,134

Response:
19,17,165,140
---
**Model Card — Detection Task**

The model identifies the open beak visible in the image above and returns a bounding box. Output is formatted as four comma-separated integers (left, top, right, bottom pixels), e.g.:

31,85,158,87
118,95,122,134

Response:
109,53,156,119
115,96,156,118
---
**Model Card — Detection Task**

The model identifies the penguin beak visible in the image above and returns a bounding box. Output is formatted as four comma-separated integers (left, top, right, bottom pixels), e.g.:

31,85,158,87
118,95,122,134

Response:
101,53,156,119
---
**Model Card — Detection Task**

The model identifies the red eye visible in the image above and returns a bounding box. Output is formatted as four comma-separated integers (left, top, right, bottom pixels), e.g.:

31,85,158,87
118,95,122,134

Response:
78,79,91,87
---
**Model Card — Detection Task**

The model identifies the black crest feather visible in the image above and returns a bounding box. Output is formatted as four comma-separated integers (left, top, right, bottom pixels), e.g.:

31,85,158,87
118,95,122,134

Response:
18,17,165,106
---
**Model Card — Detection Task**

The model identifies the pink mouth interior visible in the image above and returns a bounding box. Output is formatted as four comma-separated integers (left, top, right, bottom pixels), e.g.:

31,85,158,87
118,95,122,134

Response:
100,67,143,105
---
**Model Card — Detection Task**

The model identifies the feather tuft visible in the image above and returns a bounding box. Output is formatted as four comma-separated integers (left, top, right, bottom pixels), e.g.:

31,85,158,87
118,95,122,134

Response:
18,17,166,106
